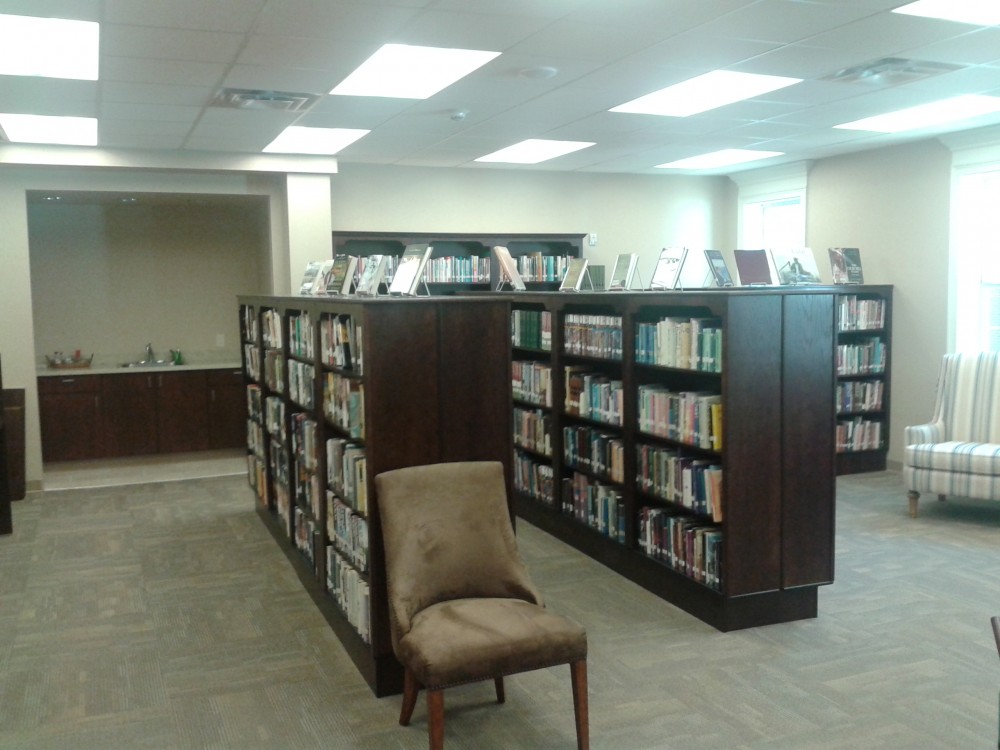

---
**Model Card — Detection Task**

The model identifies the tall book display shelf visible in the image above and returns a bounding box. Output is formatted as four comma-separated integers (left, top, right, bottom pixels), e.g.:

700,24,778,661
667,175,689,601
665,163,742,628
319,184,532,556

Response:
510,289,838,631
834,285,893,475
331,231,584,292
239,295,511,696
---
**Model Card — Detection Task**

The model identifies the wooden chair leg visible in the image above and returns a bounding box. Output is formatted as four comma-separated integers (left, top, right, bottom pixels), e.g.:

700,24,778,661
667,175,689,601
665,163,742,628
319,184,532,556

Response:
494,676,505,704
570,659,589,750
908,490,920,518
400,668,419,726
427,689,445,750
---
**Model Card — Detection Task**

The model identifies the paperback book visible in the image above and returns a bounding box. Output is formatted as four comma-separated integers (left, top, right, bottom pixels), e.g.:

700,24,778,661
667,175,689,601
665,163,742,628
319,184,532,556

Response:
733,248,773,285
608,253,639,291
649,247,687,290
355,255,389,296
828,247,864,284
704,249,734,287
325,254,358,295
492,245,526,291
772,248,821,285
559,257,593,292
388,243,433,296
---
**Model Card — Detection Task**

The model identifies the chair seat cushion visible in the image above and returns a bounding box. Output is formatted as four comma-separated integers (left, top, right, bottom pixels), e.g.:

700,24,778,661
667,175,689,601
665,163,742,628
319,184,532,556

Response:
397,597,587,689
905,441,1000,475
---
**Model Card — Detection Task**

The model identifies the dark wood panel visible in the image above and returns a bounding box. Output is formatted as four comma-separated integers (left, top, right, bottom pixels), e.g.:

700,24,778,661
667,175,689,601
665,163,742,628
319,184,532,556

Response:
100,373,158,456
39,387,103,462
782,294,836,587
157,371,209,453
208,369,248,449
723,294,783,596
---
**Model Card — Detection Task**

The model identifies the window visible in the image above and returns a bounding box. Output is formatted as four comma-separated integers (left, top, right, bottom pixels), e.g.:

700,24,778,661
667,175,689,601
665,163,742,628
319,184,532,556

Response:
731,163,808,251
951,164,1000,351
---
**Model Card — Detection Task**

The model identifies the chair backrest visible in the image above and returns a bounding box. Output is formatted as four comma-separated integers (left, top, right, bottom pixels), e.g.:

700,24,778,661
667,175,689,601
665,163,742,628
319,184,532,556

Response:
935,352,1000,442
375,461,542,649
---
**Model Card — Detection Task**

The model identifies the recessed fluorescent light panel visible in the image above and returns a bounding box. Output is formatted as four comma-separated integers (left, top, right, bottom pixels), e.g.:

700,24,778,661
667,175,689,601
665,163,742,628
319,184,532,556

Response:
263,126,370,155
475,139,595,164
834,94,1000,133
610,71,801,117
330,43,500,99
0,14,99,80
656,149,784,170
0,113,97,145
892,0,1000,26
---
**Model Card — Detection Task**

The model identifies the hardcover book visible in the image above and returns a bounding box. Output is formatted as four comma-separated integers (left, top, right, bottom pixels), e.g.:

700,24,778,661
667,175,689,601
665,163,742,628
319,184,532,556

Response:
310,259,335,295
772,248,821,285
649,247,687,290
704,249,734,287
829,247,864,284
733,248,773,285
298,260,325,295
608,253,639,291
388,243,433,296
559,258,592,292
326,255,358,295
492,245,526,291
355,255,388,296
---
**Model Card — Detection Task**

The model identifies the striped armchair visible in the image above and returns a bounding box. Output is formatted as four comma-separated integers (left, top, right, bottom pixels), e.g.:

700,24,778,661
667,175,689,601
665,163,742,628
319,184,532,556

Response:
904,352,1000,517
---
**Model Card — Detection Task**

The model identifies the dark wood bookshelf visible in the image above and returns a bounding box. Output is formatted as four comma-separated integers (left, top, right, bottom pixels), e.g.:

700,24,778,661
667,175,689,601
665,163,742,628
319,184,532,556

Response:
0,355,11,536
331,230,585,291
238,295,512,697
833,285,893,475
508,289,838,631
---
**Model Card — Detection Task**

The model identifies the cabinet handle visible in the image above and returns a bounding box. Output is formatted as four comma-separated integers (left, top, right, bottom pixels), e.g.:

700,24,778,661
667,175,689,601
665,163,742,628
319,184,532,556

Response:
60,378,75,383
211,389,216,402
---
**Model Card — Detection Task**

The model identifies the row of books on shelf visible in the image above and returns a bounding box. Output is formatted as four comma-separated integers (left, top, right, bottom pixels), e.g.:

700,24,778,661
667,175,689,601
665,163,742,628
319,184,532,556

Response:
512,360,552,407
265,395,286,441
288,360,315,409
291,414,319,469
564,369,624,426
513,407,552,457
565,472,626,544
264,350,285,393
288,311,314,359
637,386,722,451
514,451,555,505
564,314,623,360
275,482,291,531
635,317,723,373
563,425,625,484
294,507,317,566
241,305,260,344
636,443,723,521
269,441,289,488
261,308,283,349
295,460,323,519
322,373,365,439
244,344,261,382
637,507,722,590
837,295,886,331
247,454,267,506
327,493,369,573
327,438,367,514
836,380,884,414
247,384,263,422
247,419,265,459
837,417,883,453
320,314,363,374
511,309,552,351
327,547,371,644
424,255,490,283
836,339,887,376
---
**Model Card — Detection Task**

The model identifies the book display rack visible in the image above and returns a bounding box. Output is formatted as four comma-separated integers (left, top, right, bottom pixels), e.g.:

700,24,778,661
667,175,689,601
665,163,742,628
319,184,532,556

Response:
239,295,511,697
834,285,893,474
331,231,584,292
510,289,838,631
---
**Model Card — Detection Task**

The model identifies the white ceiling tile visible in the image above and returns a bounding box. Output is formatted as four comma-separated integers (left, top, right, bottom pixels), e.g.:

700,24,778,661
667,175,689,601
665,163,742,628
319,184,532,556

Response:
222,65,339,96
102,0,267,32
237,34,371,72
0,0,100,21
0,77,97,113
254,0,419,39
696,0,880,44
896,28,1000,67
101,81,214,107
101,23,245,63
99,101,202,123
100,57,228,87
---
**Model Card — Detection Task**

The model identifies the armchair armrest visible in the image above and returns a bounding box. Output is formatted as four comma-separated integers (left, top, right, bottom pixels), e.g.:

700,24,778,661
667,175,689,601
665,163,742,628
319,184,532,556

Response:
905,421,943,445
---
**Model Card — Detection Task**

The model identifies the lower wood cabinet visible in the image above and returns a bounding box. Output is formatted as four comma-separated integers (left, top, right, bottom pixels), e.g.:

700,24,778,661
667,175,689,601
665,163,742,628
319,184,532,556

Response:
39,367,245,462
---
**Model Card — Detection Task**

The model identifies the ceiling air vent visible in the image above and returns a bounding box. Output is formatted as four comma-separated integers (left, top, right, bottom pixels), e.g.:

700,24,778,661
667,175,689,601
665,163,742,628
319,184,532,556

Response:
212,87,320,112
823,57,962,86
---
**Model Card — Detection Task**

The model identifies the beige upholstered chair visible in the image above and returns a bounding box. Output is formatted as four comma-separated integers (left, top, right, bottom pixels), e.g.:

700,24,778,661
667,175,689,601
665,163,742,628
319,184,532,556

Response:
375,461,589,750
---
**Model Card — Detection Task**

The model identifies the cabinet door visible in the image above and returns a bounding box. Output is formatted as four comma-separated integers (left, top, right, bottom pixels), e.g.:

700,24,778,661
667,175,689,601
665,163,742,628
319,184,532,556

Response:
38,378,102,462
157,371,209,453
101,373,158,456
207,369,247,449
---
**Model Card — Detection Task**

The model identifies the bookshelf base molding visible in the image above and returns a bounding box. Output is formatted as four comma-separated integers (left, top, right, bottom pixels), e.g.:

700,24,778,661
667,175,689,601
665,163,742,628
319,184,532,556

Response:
515,496,817,631
837,450,887,475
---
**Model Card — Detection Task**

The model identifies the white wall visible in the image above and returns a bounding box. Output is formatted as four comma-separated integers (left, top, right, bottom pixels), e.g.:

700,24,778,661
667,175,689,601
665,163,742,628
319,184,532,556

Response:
807,139,953,465
329,163,734,282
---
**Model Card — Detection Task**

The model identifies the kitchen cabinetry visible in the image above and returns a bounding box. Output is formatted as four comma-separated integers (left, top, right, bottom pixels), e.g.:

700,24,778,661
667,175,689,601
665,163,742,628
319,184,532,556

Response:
100,372,158,456
38,375,103,462
207,369,246,449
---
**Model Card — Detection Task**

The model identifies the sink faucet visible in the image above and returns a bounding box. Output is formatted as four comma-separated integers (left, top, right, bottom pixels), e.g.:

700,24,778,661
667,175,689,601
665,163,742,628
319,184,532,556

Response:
145,343,154,362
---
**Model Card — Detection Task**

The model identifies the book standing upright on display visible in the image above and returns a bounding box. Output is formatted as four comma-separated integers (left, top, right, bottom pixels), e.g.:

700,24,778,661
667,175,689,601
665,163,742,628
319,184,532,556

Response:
608,253,640,290
772,248,821,285
299,260,325,295
387,244,433,296
492,246,526,291
558,258,593,292
704,249,735,287
828,247,864,284
325,255,359,296
733,249,774,285
649,247,687,290
355,255,389,297
311,260,336,295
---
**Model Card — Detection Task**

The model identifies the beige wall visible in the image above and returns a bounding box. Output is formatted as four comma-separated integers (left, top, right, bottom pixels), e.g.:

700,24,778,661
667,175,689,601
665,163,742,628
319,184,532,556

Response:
29,197,269,367
329,163,735,284
807,139,953,465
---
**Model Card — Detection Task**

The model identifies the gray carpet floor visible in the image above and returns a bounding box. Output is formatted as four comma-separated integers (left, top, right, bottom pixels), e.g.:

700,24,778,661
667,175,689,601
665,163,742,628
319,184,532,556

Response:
1,470,998,749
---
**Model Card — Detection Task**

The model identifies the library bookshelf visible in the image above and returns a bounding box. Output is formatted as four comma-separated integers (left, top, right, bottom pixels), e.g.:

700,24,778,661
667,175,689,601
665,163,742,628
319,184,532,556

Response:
834,285,893,475
510,289,838,631
239,295,511,697
331,231,584,291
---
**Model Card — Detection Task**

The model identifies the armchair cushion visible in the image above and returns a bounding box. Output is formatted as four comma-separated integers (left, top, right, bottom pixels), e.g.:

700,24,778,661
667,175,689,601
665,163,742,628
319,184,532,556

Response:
905,441,1000,476
398,597,587,689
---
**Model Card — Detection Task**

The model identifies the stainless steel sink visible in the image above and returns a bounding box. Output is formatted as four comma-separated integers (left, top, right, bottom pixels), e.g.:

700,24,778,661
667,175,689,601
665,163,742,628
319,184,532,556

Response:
120,360,176,368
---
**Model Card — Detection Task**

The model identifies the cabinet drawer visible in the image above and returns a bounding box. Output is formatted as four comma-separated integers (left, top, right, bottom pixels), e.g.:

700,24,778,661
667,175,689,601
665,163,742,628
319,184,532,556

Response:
38,375,101,395
207,369,244,386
